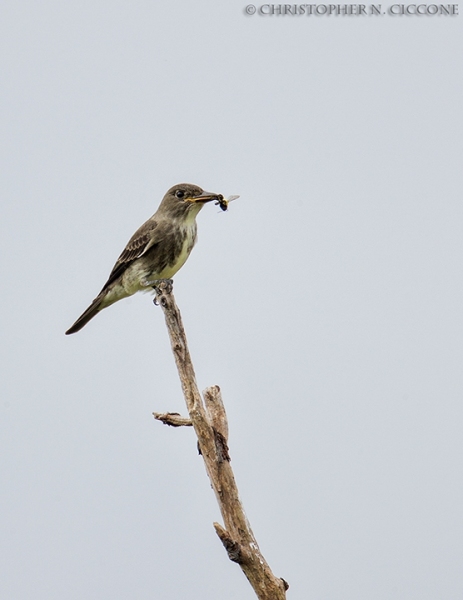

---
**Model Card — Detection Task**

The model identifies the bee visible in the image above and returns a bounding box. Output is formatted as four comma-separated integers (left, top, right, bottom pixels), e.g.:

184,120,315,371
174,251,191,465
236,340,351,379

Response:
215,194,240,212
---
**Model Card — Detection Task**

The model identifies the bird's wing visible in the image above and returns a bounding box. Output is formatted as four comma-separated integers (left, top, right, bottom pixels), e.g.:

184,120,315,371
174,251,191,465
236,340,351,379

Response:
100,218,165,291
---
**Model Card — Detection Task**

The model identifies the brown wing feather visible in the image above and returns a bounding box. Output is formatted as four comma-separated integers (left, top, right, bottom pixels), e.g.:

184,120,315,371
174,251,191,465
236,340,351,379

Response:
99,219,163,291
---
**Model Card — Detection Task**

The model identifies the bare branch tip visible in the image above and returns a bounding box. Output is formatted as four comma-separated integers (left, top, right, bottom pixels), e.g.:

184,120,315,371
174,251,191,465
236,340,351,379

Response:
203,385,229,442
280,578,290,591
204,384,221,395
213,523,243,564
152,412,192,427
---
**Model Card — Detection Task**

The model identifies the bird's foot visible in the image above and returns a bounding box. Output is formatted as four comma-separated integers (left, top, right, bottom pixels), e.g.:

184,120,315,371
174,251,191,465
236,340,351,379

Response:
146,279,174,305
141,277,173,290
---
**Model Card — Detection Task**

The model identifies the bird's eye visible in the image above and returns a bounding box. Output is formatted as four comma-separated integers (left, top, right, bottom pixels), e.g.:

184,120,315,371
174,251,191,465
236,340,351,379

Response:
175,190,185,199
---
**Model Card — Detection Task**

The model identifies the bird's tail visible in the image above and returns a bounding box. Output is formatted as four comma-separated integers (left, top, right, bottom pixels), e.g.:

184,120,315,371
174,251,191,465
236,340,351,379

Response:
65,295,104,335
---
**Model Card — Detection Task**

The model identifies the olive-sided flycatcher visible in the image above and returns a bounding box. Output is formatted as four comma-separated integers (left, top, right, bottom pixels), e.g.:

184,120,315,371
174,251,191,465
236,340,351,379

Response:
65,183,222,335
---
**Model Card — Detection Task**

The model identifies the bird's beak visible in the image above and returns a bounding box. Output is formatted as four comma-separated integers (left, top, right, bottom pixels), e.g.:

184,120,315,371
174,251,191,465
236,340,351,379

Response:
188,191,223,204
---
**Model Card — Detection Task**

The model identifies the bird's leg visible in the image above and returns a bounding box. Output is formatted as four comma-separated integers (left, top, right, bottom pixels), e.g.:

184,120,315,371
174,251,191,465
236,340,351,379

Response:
143,278,174,305
141,277,174,289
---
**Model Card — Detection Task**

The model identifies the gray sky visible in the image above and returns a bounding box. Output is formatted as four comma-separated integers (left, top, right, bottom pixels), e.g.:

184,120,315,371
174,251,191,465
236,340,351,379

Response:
1,2,462,599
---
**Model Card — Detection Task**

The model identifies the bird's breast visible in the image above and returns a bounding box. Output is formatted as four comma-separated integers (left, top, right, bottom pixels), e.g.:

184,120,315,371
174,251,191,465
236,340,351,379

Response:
161,224,198,277
124,222,198,293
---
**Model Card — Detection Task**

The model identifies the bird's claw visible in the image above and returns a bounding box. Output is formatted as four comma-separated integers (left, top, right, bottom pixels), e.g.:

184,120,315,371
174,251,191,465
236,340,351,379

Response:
147,279,174,304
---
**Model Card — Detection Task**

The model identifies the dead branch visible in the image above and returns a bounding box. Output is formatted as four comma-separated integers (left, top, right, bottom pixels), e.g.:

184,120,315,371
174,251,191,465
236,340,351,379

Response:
153,412,192,427
153,281,288,600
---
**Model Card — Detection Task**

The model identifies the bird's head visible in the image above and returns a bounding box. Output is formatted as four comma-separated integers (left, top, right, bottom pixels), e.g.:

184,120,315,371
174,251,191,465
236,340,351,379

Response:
159,184,223,219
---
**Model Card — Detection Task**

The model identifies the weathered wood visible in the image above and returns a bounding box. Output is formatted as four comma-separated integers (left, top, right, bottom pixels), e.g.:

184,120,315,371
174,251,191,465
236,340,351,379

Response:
152,412,192,427
154,281,288,600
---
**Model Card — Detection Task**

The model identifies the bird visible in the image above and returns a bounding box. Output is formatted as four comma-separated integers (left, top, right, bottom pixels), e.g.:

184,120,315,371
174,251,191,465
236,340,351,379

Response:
65,183,223,335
